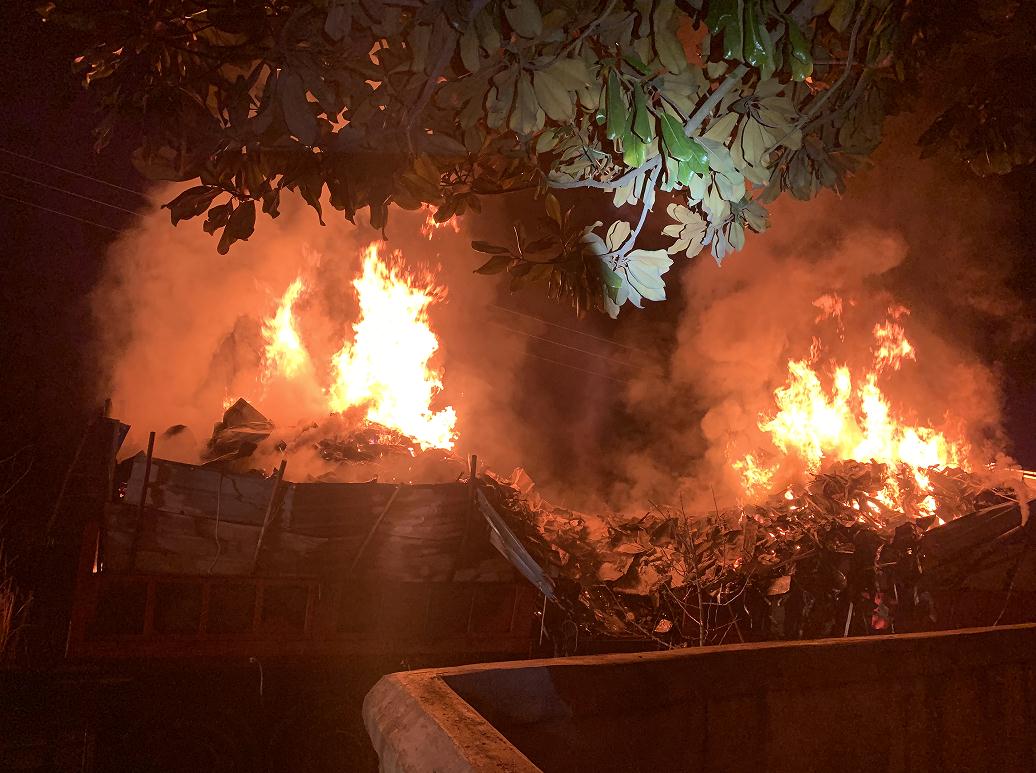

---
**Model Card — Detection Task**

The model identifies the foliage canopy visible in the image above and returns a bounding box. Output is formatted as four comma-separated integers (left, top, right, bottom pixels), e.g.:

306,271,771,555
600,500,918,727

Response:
43,0,1035,316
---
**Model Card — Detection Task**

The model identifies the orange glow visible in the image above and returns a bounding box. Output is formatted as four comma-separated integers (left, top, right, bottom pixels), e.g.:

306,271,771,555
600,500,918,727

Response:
732,453,777,495
735,304,969,513
328,244,456,450
261,276,309,380
419,206,461,240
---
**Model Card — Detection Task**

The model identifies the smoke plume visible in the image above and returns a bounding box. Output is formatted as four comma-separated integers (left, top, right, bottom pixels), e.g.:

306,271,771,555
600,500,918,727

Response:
91,115,1029,513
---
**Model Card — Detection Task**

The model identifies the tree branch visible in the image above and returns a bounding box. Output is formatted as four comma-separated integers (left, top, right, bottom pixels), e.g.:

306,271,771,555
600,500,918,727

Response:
547,64,747,192
803,1,868,122
684,63,749,134
548,155,661,190
608,161,661,261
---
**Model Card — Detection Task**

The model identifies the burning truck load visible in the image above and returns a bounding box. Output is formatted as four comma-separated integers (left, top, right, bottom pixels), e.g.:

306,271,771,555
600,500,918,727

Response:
102,239,1035,653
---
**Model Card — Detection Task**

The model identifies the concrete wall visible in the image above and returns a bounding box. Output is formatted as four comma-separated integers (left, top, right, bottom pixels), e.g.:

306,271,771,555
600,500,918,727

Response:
364,624,1036,772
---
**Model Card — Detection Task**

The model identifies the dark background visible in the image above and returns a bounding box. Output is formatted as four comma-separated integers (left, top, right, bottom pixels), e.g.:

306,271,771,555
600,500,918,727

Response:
1,2,1034,563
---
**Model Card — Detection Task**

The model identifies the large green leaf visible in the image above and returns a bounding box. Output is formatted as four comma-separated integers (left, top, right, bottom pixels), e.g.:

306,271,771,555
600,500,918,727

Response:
632,85,654,142
605,70,626,141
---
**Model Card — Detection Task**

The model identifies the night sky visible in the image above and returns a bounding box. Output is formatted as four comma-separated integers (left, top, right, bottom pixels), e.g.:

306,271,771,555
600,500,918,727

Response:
1,1,1034,554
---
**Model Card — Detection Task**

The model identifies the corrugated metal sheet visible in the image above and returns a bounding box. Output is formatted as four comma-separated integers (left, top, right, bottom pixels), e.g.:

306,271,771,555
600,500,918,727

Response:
108,455,500,582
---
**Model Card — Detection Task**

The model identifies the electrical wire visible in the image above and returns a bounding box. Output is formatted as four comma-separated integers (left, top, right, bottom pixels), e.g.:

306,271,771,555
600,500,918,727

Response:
0,192,122,233
489,318,652,372
523,350,631,384
489,303,655,357
1,170,143,217
0,179,647,384
0,146,150,201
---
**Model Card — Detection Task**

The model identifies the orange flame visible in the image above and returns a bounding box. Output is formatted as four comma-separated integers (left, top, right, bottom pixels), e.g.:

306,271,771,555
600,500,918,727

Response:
419,205,461,240
735,304,969,510
261,275,309,380
328,244,457,450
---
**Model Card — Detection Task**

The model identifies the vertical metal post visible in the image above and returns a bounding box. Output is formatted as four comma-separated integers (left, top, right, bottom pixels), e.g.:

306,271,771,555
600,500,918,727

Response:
251,459,288,575
457,454,478,567
127,431,156,569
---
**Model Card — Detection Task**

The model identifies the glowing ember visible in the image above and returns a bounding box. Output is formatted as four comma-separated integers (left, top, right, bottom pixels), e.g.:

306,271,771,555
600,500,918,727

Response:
328,244,456,450
262,276,309,380
735,302,969,513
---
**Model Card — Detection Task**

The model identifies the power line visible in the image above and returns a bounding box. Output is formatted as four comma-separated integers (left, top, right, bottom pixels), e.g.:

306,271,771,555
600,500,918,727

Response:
490,303,655,357
489,318,654,373
0,185,645,384
0,192,122,233
1,170,143,217
523,350,631,384
0,146,150,201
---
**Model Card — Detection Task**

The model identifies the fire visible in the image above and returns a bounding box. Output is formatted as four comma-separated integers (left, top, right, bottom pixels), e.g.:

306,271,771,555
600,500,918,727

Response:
262,275,309,379
328,244,456,450
735,302,969,512
420,205,461,240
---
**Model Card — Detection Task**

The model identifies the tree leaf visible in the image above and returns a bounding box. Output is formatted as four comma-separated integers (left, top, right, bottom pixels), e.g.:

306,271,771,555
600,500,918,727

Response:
660,111,702,164
632,85,654,142
599,260,624,302
164,185,221,226
203,202,232,235
261,187,281,218
743,0,775,79
279,70,317,146
828,0,857,33
605,70,626,141
510,73,542,134
217,199,256,254
420,132,468,158
475,253,513,274
533,69,574,122
785,17,813,81
544,191,562,225
486,70,517,130
623,131,647,167
706,0,743,61
504,0,542,39
547,58,592,91
471,240,511,254
652,0,686,73
324,1,353,42
459,25,481,73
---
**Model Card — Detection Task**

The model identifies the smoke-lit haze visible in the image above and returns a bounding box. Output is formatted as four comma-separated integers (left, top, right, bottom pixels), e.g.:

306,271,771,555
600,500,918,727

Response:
91,117,1030,513
92,195,537,478
605,123,1028,512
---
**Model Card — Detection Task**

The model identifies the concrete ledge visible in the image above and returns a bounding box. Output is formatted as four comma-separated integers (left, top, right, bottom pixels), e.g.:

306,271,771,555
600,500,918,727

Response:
364,625,1036,772
363,669,540,772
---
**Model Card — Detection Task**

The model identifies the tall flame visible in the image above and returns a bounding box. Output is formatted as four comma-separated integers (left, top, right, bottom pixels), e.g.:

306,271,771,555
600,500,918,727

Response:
262,275,309,380
735,301,969,510
328,244,457,450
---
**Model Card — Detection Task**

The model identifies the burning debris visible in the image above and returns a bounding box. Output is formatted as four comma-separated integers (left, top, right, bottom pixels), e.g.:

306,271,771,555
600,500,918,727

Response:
479,462,1033,649
97,223,1034,651
733,299,971,506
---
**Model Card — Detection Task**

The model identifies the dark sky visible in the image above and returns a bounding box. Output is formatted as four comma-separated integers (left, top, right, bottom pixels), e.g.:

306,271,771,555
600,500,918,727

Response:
0,3,141,540
0,1,1034,549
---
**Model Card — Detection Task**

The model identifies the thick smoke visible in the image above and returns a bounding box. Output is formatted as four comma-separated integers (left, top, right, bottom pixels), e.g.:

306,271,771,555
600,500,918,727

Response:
604,118,1028,512
92,115,1029,511
91,192,534,478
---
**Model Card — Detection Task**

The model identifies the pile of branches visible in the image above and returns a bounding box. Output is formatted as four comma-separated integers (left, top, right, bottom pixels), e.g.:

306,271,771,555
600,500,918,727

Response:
480,462,1016,650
